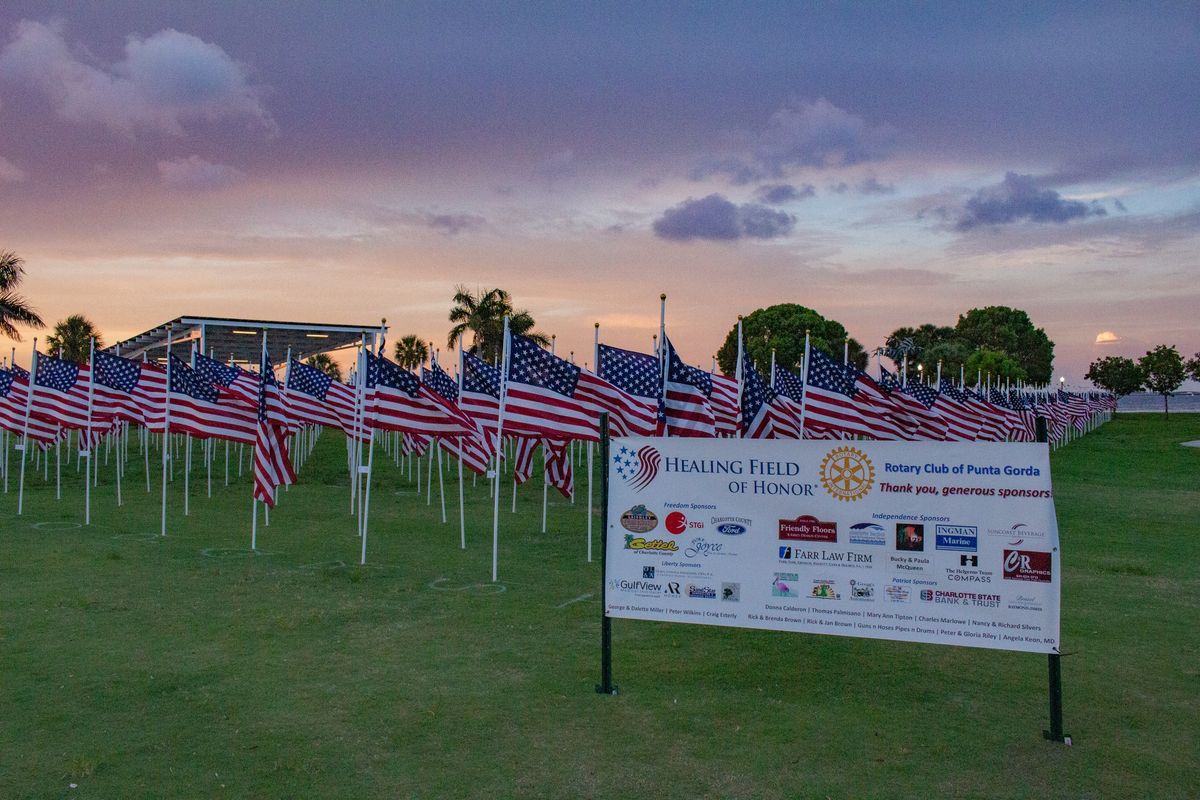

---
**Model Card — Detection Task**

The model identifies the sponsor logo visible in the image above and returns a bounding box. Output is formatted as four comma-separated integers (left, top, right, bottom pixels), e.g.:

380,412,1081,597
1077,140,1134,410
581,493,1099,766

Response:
1006,594,1044,612
623,534,678,553
620,505,658,533
960,554,979,567
896,523,925,551
721,582,741,602
884,583,911,603
665,511,704,535
919,589,1002,608
612,444,661,492
848,522,886,546
771,573,798,598
810,579,840,600
687,584,717,599
778,546,873,567
711,515,751,536
849,579,874,600
819,446,875,502
779,515,838,542
889,553,931,573
683,538,732,559
642,566,656,579
935,524,978,552
986,522,1049,544
1003,549,1053,582
665,581,681,595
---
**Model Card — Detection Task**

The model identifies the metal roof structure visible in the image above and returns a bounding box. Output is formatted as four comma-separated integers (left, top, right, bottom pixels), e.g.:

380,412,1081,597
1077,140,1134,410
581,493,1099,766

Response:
106,316,385,364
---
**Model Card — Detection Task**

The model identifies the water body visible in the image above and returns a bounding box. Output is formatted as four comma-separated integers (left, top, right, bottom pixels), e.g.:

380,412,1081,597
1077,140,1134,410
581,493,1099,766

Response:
1117,392,1200,412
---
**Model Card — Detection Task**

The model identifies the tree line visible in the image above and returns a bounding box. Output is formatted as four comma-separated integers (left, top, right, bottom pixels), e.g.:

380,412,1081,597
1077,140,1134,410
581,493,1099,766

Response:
4,250,1197,407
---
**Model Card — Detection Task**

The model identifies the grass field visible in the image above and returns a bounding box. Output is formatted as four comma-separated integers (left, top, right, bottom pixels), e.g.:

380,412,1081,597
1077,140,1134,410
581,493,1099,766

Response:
2,415,1197,799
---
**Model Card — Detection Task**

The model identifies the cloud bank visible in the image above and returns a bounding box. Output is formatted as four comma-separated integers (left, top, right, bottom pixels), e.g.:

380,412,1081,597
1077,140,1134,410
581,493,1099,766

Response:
956,172,1106,231
653,194,796,241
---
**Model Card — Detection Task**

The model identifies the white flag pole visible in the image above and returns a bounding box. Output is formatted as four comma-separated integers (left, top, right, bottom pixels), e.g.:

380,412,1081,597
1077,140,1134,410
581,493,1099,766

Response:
797,330,811,438
160,326,174,536
658,294,668,437
84,336,96,524
735,317,744,439
587,322,599,562
490,316,510,582
16,341,38,515
457,345,466,549
360,324,382,564
541,334,556,534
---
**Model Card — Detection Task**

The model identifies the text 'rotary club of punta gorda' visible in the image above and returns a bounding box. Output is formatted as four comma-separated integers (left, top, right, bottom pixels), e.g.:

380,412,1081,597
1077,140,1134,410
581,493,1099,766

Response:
605,438,1061,655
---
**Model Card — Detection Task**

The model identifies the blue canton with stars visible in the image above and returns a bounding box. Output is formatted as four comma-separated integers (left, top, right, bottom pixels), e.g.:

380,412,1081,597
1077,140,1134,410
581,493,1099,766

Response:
664,337,711,396
94,351,141,393
597,344,661,400
507,334,580,396
773,364,805,401
805,347,857,398
287,359,333,400
0,368,14,399
422,362,459,402
462,351,500,398
169,355,219,402
196,353,246,388
740,350,776,422
904,380,940,409
367,353,420,397
35,353,81,392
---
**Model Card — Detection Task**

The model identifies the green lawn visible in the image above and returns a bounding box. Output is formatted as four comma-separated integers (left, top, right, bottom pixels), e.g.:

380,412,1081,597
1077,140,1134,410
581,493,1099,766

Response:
2,415,1197,799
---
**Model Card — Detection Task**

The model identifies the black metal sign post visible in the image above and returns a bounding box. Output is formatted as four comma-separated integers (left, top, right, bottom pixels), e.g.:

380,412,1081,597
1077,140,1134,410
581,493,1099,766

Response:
1037,415,1070,744
595,413,617,695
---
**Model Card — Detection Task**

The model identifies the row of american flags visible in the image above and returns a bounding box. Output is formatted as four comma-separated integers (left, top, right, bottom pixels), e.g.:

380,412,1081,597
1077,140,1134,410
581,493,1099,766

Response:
0,327,1116,513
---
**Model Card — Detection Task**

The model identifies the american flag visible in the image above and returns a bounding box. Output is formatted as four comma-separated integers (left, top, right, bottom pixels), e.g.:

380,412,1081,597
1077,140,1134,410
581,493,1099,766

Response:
403,432,431,456
253,351,296,507
422,360,492,474
0,366,60,443
543,439,573,498
988,387,1033,441
880,368,947,441
935,380,985,441
286,359,366,441
962,386,1010,441
32,353,99,430
167,354,256,443
841,362,912,441
195,353,259,406
769,363,809,435
460,350,502,438
596,343,665,435
741,351,800,439
92,351,153,427
502,334,601,442
800,346,876,439
366,353,482,440
511,436,538,484
662,337,716,437
710,373,741,436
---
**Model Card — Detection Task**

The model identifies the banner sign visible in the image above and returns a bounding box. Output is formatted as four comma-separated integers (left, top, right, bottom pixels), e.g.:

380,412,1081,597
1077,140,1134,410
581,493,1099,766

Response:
605,438,1060,654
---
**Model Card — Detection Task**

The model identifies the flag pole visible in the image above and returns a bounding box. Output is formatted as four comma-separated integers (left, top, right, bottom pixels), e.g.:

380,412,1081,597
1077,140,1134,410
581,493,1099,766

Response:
457,345,466,549
588,322,599,562
797,331,811,438
160,326,174,536
735,317,745,438
252,330,271,550
84,336,96,524
16,341,38,515
360,322,384,564
541,334,556,534
490,316,511,582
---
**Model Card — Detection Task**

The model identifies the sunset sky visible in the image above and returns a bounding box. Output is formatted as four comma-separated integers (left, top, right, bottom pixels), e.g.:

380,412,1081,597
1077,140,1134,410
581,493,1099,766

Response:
1,2,1197,385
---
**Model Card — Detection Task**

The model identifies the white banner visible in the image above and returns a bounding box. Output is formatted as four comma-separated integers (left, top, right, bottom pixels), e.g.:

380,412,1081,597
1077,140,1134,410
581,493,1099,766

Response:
605,438,1061,654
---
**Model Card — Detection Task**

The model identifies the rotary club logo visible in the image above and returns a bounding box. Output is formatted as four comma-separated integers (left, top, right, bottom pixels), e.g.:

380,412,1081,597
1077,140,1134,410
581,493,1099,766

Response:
819,446,875,502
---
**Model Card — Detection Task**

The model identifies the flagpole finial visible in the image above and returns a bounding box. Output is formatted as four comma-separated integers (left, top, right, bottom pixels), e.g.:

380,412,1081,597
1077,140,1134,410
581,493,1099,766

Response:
737,314,743,321
660,293,666,301
594,322,599,329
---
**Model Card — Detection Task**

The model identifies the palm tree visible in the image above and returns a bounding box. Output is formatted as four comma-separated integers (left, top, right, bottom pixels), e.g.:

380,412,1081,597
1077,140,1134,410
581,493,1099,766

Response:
447,285,549,362
0,250,45,340
394,335,429,369
46,314,102,363
304,353,342,381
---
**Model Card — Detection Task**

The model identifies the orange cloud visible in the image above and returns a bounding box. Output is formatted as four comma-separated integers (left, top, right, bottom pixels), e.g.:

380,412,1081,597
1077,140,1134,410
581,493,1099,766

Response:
1094,331,1121,344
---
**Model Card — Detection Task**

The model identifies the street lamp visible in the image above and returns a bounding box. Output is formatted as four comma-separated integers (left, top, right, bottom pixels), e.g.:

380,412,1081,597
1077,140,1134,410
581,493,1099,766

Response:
917,363,924,383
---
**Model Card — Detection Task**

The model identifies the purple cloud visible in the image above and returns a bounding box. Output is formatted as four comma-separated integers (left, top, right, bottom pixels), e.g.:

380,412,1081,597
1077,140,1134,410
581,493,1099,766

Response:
157,155,243,190
0,20,276,138
858,176,895,195
955,172,1107,231
754,183,816,204
652,194,795,241
421,212,486,236
693,98,895,183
